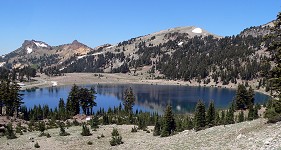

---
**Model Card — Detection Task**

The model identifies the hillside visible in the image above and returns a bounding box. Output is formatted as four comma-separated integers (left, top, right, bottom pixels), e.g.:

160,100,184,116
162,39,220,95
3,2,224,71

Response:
0,118,280,150
0,22,274,88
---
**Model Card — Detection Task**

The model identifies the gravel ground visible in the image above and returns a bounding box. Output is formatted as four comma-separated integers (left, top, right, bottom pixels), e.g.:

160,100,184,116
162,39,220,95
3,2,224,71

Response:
0,118,281,150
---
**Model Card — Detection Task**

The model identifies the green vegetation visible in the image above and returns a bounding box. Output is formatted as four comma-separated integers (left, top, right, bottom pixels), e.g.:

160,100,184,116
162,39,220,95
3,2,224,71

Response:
264,12,281,123
161,104,176,137
194,100,206,131
5,123,17,139
34,142,40,148
81,124,92,136
59,123,70,136
110,128,123,146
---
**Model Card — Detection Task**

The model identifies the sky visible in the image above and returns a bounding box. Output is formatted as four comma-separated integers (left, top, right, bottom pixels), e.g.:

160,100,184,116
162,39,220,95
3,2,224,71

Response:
0,0,280,55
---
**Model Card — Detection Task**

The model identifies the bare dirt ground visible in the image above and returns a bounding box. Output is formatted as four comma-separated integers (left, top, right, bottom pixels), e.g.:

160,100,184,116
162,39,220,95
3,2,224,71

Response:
0,118,281,150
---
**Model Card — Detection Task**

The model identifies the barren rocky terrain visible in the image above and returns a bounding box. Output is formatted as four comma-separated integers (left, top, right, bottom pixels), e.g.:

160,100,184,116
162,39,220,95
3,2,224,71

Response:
0,118,280,150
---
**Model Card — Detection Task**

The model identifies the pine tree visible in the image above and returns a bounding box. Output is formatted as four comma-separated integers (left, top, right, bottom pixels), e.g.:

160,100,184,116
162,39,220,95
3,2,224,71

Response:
90,115,99,129
253,105,259,119
221,110,226,125
58,98,66,120
235,84,248,110
206,100,216,127
123,87,135,115
247,87,255,107
110,128,123,146
186,116,194,130
226,102,235,124
268,12,281,99
194,100,206,131
248,105,254,121
5,123,17,139
81,124,92,136
161,104,176,137
238,111,244,123
66,84,80,116
153,116,161,136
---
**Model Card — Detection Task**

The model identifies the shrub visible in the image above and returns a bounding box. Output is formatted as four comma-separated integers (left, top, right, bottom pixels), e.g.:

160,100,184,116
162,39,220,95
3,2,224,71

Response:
87,141,93,145
110,128,123,146
34,142,40,148
46,133,51,138
131,126,138,132
101,133,105,138
5,123,17,139
59,123,70,136
73,119,80,126
81,124,92,136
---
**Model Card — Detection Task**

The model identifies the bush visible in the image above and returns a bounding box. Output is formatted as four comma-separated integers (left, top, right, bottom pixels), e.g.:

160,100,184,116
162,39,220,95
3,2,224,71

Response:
34,142,40,148
5,123,17,139
73,119,80,126
81,124,92,136
265,108,281,123
87,141,93,145
38,121,46,133
101,133,105,138
59,123,70,136
131,126,138,132
110,128,123,146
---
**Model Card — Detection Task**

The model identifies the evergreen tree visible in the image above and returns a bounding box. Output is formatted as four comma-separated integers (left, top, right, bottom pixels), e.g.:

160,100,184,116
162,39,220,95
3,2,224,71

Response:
153,116,161,136
110,128,123,146
194,100,206,131
58,98,67,120
5,123,17,139
186,116,194,130
253,105,259,119
248,105,254,120
206,100,216,127
226,102,235,124
161,104,176,137
81,124,92,136
66,84,80,116
59,123,70,136
221,110,226,125
90,115,99,129
247,87,255,107
235,84,248,110
238,111,245,123
79,88,96,115
268,12,281,99
123,87,135,115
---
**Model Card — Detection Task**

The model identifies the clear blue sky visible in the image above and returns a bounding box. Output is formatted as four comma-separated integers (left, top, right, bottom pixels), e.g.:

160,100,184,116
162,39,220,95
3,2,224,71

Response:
0,0,280,55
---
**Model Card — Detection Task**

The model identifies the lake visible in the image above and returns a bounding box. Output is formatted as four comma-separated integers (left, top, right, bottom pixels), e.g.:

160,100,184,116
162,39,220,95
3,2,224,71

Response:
21,84,271,114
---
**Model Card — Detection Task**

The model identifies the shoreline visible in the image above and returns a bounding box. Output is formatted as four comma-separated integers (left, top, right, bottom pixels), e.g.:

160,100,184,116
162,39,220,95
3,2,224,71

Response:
21,73,272,97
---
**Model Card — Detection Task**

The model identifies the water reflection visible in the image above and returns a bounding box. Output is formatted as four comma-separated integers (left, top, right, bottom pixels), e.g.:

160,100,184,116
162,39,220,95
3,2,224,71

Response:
21,84,271,114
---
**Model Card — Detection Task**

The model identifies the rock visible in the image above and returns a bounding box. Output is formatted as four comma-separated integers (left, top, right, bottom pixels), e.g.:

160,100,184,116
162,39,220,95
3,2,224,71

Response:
236,134,243,139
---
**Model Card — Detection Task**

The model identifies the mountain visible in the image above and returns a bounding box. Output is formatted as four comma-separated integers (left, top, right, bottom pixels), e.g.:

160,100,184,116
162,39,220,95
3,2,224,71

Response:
0,23,275,86
2,39,94,69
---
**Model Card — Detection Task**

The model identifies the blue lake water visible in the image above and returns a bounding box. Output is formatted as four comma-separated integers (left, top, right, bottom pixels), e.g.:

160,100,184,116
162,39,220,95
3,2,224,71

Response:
21,84,271,114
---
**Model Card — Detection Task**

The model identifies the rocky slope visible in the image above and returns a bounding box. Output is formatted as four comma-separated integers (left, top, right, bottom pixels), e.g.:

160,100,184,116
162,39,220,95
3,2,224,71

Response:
0,118,280,150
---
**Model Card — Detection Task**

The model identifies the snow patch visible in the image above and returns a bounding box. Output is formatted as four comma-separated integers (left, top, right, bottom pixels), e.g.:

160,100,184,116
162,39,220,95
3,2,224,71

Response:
26,47,33,54
192,28,202,33
91,52,104,56
51,81,58,87
34,42,47,48
106,45,114,49
77,55,86,59
178,42,184,46
0,62,6,67
86,117,91,121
